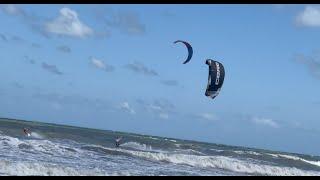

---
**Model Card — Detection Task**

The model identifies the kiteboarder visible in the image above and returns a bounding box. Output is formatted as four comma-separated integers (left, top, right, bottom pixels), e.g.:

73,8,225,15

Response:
23,128,31,137
115,136,123,148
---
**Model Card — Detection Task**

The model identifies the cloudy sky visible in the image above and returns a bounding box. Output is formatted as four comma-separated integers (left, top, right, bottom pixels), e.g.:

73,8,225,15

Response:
1,4,320,156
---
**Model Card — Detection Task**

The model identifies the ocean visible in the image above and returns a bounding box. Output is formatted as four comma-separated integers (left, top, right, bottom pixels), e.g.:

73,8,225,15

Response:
0,118,320,176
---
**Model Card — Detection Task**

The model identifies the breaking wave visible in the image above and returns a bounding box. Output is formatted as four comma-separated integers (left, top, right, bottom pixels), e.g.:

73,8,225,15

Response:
267,153,320,168
0,134,80,157
121,142,153,152
1,131,320,176
85,145,320,176
29,132,45,139
234,150,262,156
0,160,108,176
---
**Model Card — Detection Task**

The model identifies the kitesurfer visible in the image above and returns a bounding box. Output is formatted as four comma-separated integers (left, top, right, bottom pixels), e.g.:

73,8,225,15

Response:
23,128,31,136
115,136,123,148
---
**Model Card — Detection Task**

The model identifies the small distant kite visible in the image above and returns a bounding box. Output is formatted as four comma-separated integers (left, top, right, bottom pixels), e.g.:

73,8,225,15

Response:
174,40,193,64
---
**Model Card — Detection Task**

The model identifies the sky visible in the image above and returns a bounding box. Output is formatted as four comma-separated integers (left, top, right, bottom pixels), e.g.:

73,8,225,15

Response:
1,4,320,156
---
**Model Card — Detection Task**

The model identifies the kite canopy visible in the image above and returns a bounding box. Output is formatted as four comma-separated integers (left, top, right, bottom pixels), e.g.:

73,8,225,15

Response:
174,40,193,64
205,59,225,100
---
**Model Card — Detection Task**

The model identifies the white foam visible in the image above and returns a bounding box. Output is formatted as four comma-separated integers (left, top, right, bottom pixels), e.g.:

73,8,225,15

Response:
174,144,181,148
97,146,320,176
164,139,177,143
1,133,319,176
268,153,320,168
133,152,320,176
234,150,262,156
233,151,245,155
147,137,160,141
0,135,22,147
0,134,81,157
176,149,206,156
0,160,107,176
300,159,320,167
30,132,45,139
121,142,153,152
30,139,83,157
210,149,224,153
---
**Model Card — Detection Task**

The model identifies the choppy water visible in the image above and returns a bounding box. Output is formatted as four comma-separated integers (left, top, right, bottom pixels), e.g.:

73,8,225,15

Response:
1,118,320,176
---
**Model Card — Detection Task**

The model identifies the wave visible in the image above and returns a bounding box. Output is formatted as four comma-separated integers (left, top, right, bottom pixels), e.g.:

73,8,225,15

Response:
146,136,160,141
175,149,206,156
0,160,108,176
174,144,181,148
209,149,262,156
0,134,80,157
210,149,225,153
113,141,203,155
1,133,320,176
30,132,45,139
90,145,320,176
233,150,262,156
0,135,21,147
164,139,177,143
120,142,153,152
267,153,320,168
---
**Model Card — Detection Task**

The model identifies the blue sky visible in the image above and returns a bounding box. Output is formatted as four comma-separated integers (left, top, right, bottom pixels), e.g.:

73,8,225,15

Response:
1,4,320,155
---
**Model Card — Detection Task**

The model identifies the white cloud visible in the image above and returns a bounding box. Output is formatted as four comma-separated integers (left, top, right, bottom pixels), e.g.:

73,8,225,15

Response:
159,113,169,120
45,7,93,38
136,98,175,120
91,58,106,69
96,9,146,36
296,6,320,27
124,61,158,76
198,113,218,121
253,117,279,128
119,102,135,114
149,104,162,111
90,57,114,72
0,4,24,16
147,104,170,119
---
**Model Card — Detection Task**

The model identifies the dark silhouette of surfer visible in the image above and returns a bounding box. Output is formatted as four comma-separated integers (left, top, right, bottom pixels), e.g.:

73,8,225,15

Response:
115,136,123,148
23,128,31,136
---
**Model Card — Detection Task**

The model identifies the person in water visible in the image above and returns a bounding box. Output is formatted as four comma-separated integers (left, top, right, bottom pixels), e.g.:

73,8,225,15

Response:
115,136,123,147
23,128,31,136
